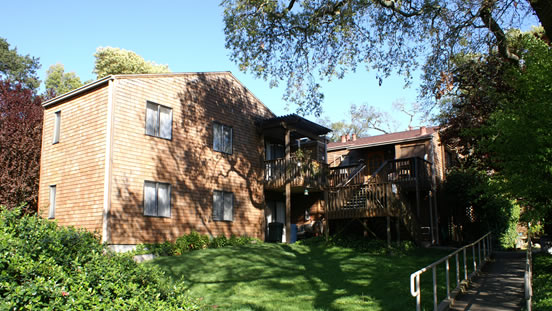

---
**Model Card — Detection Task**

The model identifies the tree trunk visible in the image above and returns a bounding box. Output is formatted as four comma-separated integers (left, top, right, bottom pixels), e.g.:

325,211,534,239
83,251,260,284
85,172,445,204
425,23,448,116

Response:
529,0,552,40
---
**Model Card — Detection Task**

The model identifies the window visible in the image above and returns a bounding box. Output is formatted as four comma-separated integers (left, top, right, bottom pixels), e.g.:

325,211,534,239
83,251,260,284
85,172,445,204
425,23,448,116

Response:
145,101,172,139
53,111,61,144
143,181,171,217
213,190,233,221
48,185,56,219
213,122,232,154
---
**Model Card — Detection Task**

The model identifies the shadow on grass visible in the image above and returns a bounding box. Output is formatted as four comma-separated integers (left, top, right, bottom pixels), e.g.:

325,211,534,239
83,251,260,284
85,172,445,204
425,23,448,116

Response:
148,242,450,311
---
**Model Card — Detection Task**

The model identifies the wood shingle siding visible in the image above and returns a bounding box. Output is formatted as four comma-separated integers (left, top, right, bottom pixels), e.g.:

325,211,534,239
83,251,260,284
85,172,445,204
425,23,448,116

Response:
38,86,109,234
108,74,273,244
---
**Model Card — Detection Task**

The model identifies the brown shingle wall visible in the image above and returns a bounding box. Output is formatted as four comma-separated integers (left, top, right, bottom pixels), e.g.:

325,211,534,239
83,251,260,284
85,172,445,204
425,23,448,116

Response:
38,86,109,234
108,74,274,244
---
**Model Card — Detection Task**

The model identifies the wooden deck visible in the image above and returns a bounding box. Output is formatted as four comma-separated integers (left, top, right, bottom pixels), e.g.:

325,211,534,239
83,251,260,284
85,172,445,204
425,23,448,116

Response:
264,157,328,191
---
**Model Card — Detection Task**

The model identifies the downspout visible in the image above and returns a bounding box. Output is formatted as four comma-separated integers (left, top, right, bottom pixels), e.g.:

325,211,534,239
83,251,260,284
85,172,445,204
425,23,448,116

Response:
102,78,115,244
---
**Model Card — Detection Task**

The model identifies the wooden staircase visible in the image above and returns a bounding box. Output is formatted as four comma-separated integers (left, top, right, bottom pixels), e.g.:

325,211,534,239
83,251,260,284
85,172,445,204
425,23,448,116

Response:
327,158,431,244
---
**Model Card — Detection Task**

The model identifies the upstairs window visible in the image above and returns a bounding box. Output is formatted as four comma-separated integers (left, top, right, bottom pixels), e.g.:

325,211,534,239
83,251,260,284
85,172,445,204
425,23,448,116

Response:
143,181,171,217
213,190,233,221
145,101,172,140
213,122,232,154
52,111,61,144
48,185,56,219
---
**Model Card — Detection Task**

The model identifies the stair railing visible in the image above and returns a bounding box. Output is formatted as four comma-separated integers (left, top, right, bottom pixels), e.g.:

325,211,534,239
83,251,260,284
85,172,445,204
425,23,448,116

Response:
410,232,493,311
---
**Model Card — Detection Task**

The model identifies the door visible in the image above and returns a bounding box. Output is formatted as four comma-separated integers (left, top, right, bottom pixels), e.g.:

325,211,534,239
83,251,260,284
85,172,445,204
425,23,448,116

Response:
266,200,286,242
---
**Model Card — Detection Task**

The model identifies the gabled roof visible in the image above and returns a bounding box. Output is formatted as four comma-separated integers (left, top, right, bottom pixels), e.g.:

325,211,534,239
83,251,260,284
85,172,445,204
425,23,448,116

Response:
41,72,272,115
327,126,439,151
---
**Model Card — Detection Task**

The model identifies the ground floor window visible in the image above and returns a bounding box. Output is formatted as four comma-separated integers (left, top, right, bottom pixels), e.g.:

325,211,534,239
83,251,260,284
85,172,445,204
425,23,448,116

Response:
213,190,233,221
143,181,171,217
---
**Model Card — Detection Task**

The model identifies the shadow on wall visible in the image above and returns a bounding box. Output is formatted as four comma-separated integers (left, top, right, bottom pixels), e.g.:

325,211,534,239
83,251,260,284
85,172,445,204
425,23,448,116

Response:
110,73,271,244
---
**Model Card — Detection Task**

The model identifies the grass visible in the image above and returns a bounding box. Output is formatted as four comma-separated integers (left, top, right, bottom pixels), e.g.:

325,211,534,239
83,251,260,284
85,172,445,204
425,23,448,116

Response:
146,240,460,311
533,252,552,310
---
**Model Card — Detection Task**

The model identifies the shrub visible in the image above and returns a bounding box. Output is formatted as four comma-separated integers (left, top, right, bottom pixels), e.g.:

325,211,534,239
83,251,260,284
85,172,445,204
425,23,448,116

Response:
209,235,229,248
174,231,210,254
533,252,552,311
0,207,204,310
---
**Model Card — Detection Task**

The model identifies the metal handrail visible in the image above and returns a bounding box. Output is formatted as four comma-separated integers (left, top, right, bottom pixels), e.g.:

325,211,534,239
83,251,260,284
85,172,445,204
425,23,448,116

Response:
525,229,533,311
410,232,493,311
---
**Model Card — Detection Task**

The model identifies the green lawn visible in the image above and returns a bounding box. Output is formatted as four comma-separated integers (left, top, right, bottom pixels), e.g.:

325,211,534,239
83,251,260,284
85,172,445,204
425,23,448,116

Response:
147,242,454,311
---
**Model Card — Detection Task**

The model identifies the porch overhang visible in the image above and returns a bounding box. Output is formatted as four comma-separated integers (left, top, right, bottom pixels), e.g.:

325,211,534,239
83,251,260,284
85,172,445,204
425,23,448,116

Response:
259,114,332,142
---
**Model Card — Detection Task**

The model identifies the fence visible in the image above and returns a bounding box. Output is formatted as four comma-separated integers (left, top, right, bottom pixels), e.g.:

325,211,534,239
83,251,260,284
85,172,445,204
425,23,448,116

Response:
410,232,492,311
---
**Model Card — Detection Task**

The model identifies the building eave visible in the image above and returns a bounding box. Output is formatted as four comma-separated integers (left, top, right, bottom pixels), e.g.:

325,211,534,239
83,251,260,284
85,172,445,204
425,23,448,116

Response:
42,75,114,108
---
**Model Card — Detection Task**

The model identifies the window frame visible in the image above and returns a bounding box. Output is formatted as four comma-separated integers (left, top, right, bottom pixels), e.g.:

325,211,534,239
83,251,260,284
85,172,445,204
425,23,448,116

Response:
145,101,172,140
52,111,61,144
48,185,56,219
213,122,233,154
212,190,234,222
143,181,172,218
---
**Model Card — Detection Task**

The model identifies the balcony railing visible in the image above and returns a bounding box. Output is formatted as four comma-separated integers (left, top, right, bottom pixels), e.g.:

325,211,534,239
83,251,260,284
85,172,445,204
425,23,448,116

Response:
264,157,328,190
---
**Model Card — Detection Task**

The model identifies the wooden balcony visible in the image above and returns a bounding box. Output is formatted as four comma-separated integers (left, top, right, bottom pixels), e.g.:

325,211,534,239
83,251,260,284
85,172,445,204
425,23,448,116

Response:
264,157,328,191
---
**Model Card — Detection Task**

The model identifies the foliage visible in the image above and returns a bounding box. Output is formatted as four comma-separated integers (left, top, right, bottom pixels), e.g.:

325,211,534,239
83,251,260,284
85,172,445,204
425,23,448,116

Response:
175,231,211,254
0,206,204,310
221,0,542,115
149,240,453,310
93,47,171,79
0,81,43,211
318,103,397,141
136,232,259,256
533,252,552,310
45,63,83,97
0,37,41,90
439,31,552,224
441,168,519,247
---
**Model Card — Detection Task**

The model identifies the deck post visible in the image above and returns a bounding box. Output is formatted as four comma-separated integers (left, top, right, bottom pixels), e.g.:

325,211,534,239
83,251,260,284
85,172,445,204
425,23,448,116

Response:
415,158,421,218
323,190,329,241
386,216,391,248
285,128,292,243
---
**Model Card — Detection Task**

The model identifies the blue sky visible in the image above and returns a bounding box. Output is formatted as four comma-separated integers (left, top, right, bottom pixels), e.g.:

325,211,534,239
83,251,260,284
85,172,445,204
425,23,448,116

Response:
3,1,433,131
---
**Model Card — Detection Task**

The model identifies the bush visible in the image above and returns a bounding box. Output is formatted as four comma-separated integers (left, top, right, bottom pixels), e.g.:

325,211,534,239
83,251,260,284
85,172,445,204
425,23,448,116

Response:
533,252,552,310
136,232,260,256
209,235,228,248
174,231,210,254
0,207,204,310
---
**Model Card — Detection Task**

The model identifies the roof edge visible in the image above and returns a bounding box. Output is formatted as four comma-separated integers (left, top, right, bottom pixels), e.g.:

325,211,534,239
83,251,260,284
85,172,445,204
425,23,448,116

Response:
42,75,114,108
327,134,434,151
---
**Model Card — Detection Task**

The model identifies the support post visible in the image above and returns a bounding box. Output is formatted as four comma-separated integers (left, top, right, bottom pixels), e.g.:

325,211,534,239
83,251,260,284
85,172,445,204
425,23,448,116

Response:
429,190,435,245
415,158,421,218
386,216,391,248
285,129,292,243
323,190,329,241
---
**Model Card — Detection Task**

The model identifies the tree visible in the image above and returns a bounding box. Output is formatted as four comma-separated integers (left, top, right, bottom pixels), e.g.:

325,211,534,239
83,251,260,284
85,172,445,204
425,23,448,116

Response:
222,0,547,115
93,47,171,78
439,29,552,222
0,37,41,90
319,103,398,141
45,63,83,97
0,80,43,211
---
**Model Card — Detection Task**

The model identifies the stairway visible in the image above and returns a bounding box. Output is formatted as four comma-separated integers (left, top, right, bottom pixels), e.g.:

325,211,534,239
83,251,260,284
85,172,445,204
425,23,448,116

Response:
327,160,427,245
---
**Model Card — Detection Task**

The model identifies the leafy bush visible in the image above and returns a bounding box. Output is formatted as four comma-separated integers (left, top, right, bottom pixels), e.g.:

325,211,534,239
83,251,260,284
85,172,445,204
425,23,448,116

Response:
209,235,228,248
175,231,210,254
0,206,204,310
533,252,552,310
137,232,259,256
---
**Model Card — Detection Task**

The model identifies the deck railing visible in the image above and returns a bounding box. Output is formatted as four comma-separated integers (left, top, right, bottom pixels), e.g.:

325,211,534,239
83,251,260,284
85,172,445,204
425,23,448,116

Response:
264,157,328,189
328,163,368,187
410,232,493,311
377,157,432,187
